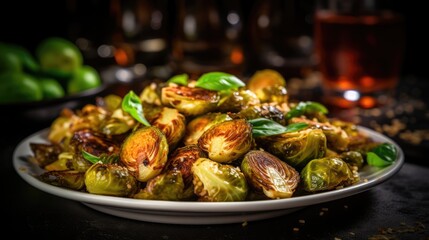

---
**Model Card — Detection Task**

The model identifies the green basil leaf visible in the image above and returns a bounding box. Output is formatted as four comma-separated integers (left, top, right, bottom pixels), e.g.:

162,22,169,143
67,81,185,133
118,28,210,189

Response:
195,72,245,91
167,73,188,85
122,90,151,127
82,150,119,164
367,143,398,167
286,101,328,120
82,150,100,164
248,118,308,137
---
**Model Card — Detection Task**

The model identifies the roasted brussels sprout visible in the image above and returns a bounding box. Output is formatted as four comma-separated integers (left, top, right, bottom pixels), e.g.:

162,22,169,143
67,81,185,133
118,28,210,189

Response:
183,112,232,145
161,85,220,116
192,158,248,202
139,82,162,106
247,69,288,103
150,107,186,149
29,142,63,168
236,102,288,125
241,150,300,199
300,156,358,192
198,119,253,163
133,171,194,200
340,151,364,169
257,128,327,169
289,117,350,152
217,89,260,113
84,162,138,197
38,170,85,190
69,129,121,156
165,144,207,187
44,152,91,172
120,126,169,182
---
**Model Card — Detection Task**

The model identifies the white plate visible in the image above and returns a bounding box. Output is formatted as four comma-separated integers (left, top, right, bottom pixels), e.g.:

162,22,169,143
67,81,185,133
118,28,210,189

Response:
13,126,404,225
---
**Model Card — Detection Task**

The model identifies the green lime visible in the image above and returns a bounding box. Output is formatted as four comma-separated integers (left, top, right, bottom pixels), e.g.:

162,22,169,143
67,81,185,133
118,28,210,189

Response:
0,50,22,73
36,37,83,79
0,72,43,103
39,77,65,100
0,42,39,73
67,65,102,94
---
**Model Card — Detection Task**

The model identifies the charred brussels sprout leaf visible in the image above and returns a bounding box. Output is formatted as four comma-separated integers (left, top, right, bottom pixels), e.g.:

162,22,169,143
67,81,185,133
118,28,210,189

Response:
367,143,398,167
122,90,151,126
241,150,300,199
192,158,248,202
195,72,245,91
249,118,308,137
38,170,85,190
301,157,356,192
84,162,138,197
167,73,189,85
286,101,328,120
120,126,169,182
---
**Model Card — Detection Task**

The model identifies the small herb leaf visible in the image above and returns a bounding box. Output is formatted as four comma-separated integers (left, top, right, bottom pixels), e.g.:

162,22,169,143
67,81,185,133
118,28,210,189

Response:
82,150,100,164
122,90,151,126
286,101,328,120
248,118,308,137
167,73,189,85
367,143,398,167
195,72,245,91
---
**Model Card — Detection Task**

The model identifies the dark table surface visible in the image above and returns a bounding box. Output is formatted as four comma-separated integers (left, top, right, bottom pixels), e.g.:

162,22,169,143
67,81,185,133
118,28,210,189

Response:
2,75,428,240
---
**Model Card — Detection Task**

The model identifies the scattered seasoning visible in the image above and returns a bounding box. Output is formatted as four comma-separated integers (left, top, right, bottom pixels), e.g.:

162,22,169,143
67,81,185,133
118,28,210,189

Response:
368,221,426,240
344,205,348,209
319,211,324,216
299,219,306,224
321,207,329,212
242,221,248,227
334,237,342,240
293,227,300,232
349,232,355,236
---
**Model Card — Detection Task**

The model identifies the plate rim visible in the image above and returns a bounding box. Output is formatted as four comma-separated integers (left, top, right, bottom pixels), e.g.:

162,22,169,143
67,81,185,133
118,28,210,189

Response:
13,126,404,214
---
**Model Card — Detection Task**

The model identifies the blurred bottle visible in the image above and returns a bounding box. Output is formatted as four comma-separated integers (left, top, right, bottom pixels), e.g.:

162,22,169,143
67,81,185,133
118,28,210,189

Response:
66,0,120,71
170,0,245,78
247,0,316,78
66,0,171,83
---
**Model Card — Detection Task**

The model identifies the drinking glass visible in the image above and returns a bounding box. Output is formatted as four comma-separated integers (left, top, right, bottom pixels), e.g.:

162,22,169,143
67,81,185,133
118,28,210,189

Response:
314,0,405,108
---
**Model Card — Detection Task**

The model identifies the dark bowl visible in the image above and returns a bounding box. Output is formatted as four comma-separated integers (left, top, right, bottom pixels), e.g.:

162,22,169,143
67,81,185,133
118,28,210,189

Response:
0,83,108,129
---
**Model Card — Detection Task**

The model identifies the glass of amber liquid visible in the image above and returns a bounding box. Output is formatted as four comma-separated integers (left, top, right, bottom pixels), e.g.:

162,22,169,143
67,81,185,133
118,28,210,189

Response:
314,0,405,108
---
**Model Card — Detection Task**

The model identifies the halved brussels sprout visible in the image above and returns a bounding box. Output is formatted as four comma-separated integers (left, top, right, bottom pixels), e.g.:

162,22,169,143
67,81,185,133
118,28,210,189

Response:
192,158,248,202
257,128,327,169
38,170,85,190
29,142,63,168
165,144,207,187
289,117,350,152
139,82,162,106
133,171,194,200
340,151,364,169
300,156,357,192
44,152,91,172
183,112,232,146
151,107,186,150
217,89,260,113
161,85,220,116
84,162,138,197
198,119,253,163
247,69,287,103
241,150,300,199
236,102,288,125
120,126,169,182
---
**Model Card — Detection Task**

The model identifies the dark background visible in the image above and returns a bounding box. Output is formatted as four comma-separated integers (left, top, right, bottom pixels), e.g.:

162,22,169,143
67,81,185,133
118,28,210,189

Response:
1,0,428,80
